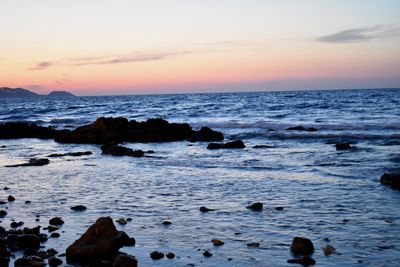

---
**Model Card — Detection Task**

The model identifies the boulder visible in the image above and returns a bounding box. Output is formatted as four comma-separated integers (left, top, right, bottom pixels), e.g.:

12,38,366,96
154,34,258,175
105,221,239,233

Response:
66,217,132,264
49,217,64,226
290,237,314,255
113,253,137,267
101,144,144,157
380,173,400,190
150,251,164,260
207,140,245,150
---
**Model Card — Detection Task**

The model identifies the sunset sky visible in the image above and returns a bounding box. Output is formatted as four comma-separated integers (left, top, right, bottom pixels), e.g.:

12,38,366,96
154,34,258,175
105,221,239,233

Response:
1,0,400,95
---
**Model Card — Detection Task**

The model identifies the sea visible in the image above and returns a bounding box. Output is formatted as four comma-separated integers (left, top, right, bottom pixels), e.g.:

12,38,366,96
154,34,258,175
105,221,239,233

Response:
0,88,399,266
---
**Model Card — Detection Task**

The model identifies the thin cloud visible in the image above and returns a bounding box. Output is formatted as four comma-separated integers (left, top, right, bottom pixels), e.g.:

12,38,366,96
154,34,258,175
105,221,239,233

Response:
29,61,54,70
317,25,400,43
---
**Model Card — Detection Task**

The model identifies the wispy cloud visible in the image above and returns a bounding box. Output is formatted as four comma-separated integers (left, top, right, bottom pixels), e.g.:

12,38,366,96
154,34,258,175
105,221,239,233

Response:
317,25,400,43
29,61,54,70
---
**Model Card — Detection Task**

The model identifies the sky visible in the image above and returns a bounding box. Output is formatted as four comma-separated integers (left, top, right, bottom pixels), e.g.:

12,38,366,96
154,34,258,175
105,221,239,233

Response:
0,0,400,95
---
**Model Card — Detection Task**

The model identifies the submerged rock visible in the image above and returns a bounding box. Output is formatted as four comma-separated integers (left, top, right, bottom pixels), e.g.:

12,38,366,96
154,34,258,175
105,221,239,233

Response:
66,217,132,264
287,256,316,265
71,205,87,211
101,144,144,157
203,250,212,257
207,140,245,150
166,252,175,259
335,143,352,150
286,126,318,132
380,173,400,190
246,202,263,211
322,244,336,256
290,237,315,255
116,218,127,225
5,158,50,167
199,206,215,212
212,239,224,246
253,145,275,149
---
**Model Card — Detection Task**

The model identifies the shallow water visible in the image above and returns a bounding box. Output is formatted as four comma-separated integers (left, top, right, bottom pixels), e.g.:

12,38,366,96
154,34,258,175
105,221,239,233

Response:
0,89,400,266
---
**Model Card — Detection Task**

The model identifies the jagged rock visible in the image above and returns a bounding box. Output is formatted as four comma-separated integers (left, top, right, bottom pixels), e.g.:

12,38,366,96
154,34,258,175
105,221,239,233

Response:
101,144,144,157
322,244,336,256
380,173,400,190
286,126,318,132
207,140,245,150
246,202,263,211
290,237,315,255
113,253,137,267
66,217,132,264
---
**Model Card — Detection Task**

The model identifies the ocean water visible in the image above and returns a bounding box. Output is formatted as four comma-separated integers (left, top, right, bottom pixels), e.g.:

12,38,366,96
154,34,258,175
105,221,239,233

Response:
0,88,399,266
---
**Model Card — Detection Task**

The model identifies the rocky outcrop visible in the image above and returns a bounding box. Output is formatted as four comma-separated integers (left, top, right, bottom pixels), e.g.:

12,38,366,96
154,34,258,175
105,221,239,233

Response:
0,122,58,139
207,140,245,150
55,117,224,144
101,144,144,157
380,173,400,190
66,217,133,265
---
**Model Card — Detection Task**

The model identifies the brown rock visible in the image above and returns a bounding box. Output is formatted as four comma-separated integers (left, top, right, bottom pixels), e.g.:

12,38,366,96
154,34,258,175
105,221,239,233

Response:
290,237,315,255
48,256,63,267
212,239,224,246
246,202,263,211
113,253,137,267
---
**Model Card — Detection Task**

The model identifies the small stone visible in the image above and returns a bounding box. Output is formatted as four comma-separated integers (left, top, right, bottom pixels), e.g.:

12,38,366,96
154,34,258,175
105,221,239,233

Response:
150,251,164,260
199,206,215,212
322,245,336,256
161,220,172,225
290,237,315,255
0,210,7,218
287,256,316,265
49,217,64,226
48,256,63,267
7,195,15,202
116,218,127,225
335,143,352,150
47,248,58,256
71,205,87,211
212,239,224,246
3,187,9,190
25,200,31,204
246,202,263,211
247,242,260,248
203,251,212,257
275,206,284,211
50,233,60,238
126,217,132,222
166,252,175,259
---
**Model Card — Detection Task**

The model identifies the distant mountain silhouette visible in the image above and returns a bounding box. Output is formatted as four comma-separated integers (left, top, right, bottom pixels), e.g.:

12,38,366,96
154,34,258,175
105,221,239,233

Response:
0,87,75,98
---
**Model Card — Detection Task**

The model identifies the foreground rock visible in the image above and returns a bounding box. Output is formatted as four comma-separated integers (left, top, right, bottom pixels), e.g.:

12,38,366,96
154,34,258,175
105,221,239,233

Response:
286,126,318,132
380,173,400,190
5,158,49,167
66,217,134,265
55,117,223,144
207,140,245,150
113,253,137,267
287,256,316,265
101,144,144,157
290,237,314,255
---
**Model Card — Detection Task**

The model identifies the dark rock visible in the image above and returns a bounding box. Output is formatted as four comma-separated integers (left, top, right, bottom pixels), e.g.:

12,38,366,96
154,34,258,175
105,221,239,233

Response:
275,206,284,211
7,195,15,202
203,251,212,257
125,237,135,247
150,251,164,260
25,200,31,204
380,173,400,190
71,205,87,211
7,234,40,250
0,122,58,140
23,226,40,235
0,201,6,205
10,222,19,228
253,145,275,149
286,126,318,132
0,241,10,266
48,151,92,157
188,127,224,142
290,237,315,255
166,252,175,259
47,248,58,256
49,217,64,226
322,244,336,256
0,210,7,218
15,256,45,267
116,218,127,225
5,158,50,167
335,143,352,150
199,206,215,212
113,253,137,267
246,202,263,211
161,220,171,225
247,242,260,248
101,144,144,157
287,256,316,265
50,233,60,238
46,226,60,232
66,217,132,264
39,234,48,243
3,187,9,190
207,140,245,150
212,239,224,246
48,256,63,267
